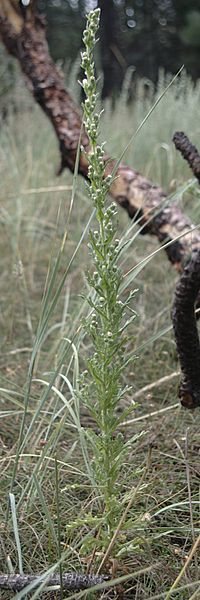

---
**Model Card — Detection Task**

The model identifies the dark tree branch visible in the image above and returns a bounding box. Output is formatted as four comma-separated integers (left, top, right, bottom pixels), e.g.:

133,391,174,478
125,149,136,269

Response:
172,249,200,409
0,572,109,592
173,131,200,184
0,3,89,175
172,134,200,409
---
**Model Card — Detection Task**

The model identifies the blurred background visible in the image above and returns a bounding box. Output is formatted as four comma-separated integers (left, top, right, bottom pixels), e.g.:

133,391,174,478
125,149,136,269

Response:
40,0,200,98
1,0,200,112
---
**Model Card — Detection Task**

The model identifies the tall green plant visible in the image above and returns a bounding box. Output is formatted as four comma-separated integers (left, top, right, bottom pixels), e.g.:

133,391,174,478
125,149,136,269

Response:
79,9,137,544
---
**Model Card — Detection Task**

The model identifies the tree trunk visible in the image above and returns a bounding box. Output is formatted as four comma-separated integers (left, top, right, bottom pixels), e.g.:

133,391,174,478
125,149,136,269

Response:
98,0,125,100
0,571,108,592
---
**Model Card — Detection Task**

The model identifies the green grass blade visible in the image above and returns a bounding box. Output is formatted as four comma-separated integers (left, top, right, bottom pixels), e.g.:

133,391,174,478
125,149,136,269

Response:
9,493,23,575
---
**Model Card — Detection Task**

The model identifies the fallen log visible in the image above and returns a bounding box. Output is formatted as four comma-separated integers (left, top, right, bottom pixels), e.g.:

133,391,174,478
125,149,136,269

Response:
172,249,200,409
0,571,109,592
173,131,200,185
171,134,200,409
0,0,200,274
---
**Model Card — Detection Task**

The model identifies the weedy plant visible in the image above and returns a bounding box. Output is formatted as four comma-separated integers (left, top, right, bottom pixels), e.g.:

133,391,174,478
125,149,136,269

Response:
77,8,139,554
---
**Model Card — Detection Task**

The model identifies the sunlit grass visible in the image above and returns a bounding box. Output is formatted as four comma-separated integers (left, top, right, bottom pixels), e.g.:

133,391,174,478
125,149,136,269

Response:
103,69,200,189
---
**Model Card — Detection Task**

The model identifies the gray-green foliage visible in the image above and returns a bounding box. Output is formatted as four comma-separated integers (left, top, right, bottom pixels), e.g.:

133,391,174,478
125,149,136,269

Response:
79,9,137,540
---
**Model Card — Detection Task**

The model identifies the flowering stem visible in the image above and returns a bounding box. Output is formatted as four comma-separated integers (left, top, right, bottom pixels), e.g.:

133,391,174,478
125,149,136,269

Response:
79,9,137,541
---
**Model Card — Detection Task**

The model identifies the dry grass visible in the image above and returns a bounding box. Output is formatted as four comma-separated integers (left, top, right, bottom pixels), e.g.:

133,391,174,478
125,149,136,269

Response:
0,72,200,599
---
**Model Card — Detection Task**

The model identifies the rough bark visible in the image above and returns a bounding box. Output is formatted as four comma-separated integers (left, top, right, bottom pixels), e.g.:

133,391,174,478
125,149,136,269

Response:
173,131,200,185
0,572,108,591
172,249,200,409
0,1,200,274
0,4,90,175
171,133,200,408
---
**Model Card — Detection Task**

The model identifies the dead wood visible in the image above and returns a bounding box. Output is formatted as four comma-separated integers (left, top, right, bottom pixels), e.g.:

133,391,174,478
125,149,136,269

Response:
172,133,200,409
0,1,200,273
169,128,200,408
0,571,109,592
172,249,200,409
173,131,200,185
